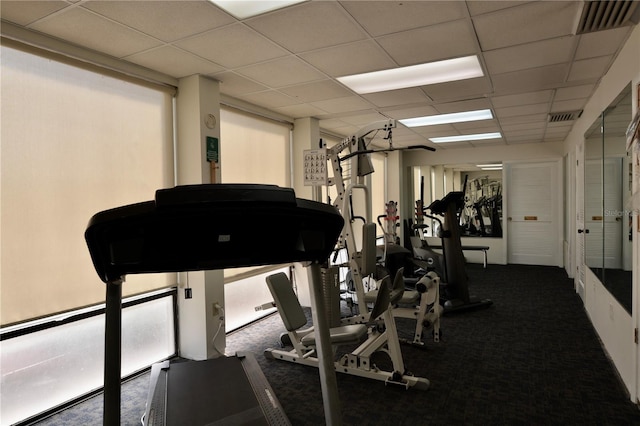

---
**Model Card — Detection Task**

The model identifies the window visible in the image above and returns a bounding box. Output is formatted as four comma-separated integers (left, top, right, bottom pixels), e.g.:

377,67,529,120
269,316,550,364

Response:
218,107,292,329
1,44,176,326
1,44,176,424
220,107,290,187
0,291,176,425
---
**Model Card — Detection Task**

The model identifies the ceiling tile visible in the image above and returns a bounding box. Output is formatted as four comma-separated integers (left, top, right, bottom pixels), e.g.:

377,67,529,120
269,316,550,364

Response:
470,139,506,147
239,90,301,109
504,128,545,138
499,114,548,126
507,135,543,144
236,56,326,88
491,90,553,108
392,126,419,137
0,0,68,26
554,84,595,101
377,19,478,66
246,1,367,53
319,118,351,130
473,1,582,51
300,40,396,77
501,121,547,132
422,77,493,102
453,121,500,133
280,80,353,103
319,119,359,136
492,64,569,95
175,24,288,68
434,98,493,114
551,98,587,112
411,124,457,136
125,46,224,78
339,112,390,126
546,124,573,135
275,103,329,119
311,96,374,114
81,1,235,42
575,27,633,60
210,71,268,96
363,88,431,108
495,102,550,118
567,56,613,82
483,36,576,75
384,105,439,120
547,121,577,130
340,1,468,37
466,1,529,16
30,7,161,58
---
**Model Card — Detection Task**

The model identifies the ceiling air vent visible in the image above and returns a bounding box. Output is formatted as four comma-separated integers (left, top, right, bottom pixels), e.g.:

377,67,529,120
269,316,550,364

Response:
548,110,583,123
577,1,640,34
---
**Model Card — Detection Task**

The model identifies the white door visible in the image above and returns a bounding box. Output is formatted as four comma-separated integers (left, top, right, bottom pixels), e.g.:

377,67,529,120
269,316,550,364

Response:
576,145,586,301
603,157,622,269
506,161,561,266
585,159,604,268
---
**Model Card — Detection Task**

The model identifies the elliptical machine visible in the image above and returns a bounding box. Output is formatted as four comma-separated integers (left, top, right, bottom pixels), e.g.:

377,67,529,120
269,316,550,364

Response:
428,191,493,314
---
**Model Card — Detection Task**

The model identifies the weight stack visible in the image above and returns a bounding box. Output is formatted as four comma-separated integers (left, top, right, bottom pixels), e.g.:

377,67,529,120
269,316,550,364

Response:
321,266,341,327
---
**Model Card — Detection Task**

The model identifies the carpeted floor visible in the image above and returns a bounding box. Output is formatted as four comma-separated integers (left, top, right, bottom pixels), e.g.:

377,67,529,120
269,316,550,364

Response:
33,264,640,425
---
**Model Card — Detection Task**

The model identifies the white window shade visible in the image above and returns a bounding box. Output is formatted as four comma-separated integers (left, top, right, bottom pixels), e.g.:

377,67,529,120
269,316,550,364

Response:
220,107,290,186
371,153,386,235
1,45,175,325
219,107,291,279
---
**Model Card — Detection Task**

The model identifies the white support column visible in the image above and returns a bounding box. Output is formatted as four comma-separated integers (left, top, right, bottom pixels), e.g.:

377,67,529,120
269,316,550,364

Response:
292,117,320,307
292,117,320,200
175,74,225,360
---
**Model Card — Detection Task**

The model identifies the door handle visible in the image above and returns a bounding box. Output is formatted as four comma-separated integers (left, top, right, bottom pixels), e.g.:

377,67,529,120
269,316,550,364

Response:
578,229,590,234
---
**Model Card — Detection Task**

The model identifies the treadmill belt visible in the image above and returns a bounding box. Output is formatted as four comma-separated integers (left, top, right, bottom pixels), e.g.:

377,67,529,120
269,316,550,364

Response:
167,357,269,426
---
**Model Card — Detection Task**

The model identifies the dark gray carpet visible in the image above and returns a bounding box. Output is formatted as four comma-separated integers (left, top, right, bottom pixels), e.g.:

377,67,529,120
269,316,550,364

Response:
33,264,640,425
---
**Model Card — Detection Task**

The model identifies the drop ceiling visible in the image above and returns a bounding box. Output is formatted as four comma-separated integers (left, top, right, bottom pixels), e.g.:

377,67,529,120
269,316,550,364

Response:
1,0,638,150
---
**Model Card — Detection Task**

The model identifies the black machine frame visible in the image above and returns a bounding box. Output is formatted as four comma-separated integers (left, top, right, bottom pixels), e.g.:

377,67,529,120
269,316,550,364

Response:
85,184,345,425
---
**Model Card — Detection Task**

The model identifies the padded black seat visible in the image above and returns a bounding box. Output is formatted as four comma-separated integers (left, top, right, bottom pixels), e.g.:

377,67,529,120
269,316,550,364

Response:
266,272,368,347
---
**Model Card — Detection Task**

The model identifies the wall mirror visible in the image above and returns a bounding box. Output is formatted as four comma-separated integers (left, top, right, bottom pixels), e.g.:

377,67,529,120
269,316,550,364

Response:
410,164,503,239
584,82,633,314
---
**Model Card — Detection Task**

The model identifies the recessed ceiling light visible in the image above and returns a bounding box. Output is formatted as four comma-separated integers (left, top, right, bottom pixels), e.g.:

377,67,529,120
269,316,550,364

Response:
209,0,305,19
337,55,484,94
400,109,493,127
480,166,503,170
476,163,502,168
429,132,502,143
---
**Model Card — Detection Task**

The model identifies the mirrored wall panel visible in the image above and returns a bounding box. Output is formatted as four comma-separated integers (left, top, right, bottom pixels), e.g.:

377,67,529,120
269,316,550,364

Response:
410,163,502,239
584,82,633,314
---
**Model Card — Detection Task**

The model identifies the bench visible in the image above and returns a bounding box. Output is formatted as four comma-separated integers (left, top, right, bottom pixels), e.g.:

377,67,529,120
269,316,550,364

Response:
430,244,490,268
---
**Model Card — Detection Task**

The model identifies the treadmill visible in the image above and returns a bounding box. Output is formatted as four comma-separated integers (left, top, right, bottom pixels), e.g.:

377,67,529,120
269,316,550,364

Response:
85,184,344,426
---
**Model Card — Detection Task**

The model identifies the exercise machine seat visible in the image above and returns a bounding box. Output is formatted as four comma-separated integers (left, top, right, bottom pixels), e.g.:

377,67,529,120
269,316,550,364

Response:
301,325,368,346
266,273,367,346
364,268,411,305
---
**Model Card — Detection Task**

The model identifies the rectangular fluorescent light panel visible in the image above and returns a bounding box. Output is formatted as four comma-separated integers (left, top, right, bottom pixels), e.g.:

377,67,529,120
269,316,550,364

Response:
400,109,493,127
476,163,502,168
429,132,502,143
480,166,503,170
210,1,305,19
337,55,484,94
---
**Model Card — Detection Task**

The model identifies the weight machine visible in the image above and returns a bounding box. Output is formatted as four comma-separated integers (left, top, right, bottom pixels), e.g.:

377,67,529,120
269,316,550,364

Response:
264,267,432,390
315,120,442,346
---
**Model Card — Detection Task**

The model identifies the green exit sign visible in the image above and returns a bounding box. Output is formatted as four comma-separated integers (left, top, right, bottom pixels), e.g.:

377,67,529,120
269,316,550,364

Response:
206,136,219,163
